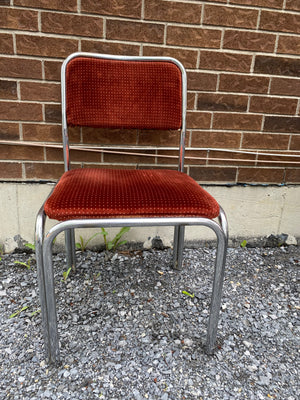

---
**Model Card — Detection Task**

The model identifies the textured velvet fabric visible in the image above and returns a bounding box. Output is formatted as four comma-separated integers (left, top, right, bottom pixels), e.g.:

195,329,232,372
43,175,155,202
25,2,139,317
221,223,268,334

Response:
44,168,220,221
66,57,182,130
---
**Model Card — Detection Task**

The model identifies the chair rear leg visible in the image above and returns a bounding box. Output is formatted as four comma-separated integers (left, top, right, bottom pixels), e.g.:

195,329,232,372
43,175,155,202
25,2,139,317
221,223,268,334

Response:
205,223,227,354
173,225,185,269
65,228,76,269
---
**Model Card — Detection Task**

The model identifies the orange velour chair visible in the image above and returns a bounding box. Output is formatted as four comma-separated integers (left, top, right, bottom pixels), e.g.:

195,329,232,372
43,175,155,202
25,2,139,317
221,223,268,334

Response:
35,52,228,363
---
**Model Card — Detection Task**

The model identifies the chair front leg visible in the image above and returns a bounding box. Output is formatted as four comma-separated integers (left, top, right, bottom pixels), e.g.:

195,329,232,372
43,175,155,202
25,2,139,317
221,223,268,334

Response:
35,208,52,361
205,218,228,355
43,233,60,364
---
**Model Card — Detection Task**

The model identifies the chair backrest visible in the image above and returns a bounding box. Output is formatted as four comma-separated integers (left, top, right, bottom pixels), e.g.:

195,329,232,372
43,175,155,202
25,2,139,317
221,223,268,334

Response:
61,53,187,171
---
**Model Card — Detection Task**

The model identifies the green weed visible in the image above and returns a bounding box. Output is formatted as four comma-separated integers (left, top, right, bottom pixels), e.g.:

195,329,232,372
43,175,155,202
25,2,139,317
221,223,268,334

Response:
62,267,72,282
14,259,31,269
75,233,100,251
182,290,195,298
100,227,130,251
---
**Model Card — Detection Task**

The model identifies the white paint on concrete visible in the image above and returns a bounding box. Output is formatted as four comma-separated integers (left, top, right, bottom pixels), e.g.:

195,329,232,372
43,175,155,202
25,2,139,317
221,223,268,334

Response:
0,182,299,252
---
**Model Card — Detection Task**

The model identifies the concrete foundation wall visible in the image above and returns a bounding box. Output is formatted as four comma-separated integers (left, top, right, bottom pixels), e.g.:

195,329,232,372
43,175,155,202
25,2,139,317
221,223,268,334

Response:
0,183,299,253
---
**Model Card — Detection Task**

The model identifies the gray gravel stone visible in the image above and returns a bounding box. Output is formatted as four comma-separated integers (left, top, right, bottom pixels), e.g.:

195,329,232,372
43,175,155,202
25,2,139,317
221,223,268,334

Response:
0,246,299,399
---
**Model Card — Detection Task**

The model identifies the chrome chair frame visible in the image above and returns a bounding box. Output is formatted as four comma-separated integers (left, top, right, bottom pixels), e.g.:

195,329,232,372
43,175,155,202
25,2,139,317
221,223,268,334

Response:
35,53,228,363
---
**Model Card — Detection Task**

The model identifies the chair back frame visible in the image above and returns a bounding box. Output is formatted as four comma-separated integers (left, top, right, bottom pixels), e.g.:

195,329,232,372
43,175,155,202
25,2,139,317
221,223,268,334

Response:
60,52,187,173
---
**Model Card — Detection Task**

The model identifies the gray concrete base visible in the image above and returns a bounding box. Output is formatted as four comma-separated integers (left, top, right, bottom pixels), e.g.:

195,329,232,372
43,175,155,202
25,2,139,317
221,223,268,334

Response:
0,182,299,252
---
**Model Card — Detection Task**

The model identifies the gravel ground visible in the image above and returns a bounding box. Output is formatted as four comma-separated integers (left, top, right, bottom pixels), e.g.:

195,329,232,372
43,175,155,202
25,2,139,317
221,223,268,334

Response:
0,245,299,400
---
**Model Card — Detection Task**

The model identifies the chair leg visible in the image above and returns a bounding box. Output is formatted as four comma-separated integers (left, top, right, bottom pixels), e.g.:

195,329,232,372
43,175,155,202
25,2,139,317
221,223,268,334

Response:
43,234,60,364
35,209,52,361
205,210,228,354
65,228,76,269
173,225,185,269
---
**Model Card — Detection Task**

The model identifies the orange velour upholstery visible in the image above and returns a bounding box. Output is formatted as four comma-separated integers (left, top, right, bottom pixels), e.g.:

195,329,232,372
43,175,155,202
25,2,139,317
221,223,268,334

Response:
66,57,182,130
44,168,220,221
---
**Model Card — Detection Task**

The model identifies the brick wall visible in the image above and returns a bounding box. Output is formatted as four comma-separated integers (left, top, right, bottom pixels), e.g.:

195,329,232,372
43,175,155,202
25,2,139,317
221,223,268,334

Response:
0,0,299,184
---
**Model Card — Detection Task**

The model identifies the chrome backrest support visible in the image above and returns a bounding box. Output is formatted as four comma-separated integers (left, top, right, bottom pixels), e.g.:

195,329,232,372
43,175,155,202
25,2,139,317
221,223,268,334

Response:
61,52,187,173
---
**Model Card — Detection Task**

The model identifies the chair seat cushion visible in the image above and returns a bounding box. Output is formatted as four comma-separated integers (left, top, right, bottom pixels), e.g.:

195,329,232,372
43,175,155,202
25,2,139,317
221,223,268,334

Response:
44,168,220,221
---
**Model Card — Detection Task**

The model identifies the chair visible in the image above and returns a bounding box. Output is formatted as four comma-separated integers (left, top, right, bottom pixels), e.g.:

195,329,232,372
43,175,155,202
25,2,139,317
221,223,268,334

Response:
35,52,228,364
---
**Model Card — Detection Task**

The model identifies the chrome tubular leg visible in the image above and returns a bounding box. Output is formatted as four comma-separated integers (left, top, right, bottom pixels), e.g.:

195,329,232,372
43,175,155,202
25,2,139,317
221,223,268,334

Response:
43,234,60,364
205,211,228,354
173,225,185,269
35,208,51,361
65,228,76,269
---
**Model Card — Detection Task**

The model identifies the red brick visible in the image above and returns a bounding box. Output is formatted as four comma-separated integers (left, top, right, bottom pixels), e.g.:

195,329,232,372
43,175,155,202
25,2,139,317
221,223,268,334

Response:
145,0,202,24
16,35,78,58
191,131,241,149
23,124,80,143
254,55,300,77
103,150,156,164
213,113,262,131
0,80,17,100
208,150,256,166
157,149,187,165
143,46,198,69
106,20,164,44
238,167,285,183
0,33,14,54
167,26,221,48
260,10,300,34
186,112,211,129
249,96,298,115
219,74,269,94
204,5,258,29
230,0,283,8
25,162,65,180
22,124,61,142
270,77,300,97
0,57,42,79
285,0,300,11
242,133,290,150
44,61,63,81
82,128,138,145
197,93,248,112
0,144,44,161
0,8,38,31
183,150,208,165
45,105,61,123
14,0,77,11
46,147,102,163
0,162,22,179
138,130,180,147
187,93,196,110
277,35,300,56
200,51,252,73
263,116,300,133
285,169,300,183
187,72,217,91
81,0,142,18
0,0,10,4
81,41,139,56
0,122,19,140
190,166,237,183
20,82,61,102
41,12,103,38
290,135,300,150
223,30,276,52
0,101,43,121
257,152,299,167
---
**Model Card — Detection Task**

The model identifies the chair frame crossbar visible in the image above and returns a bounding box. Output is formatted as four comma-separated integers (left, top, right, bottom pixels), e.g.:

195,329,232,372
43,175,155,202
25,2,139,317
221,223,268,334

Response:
35,53,228,364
